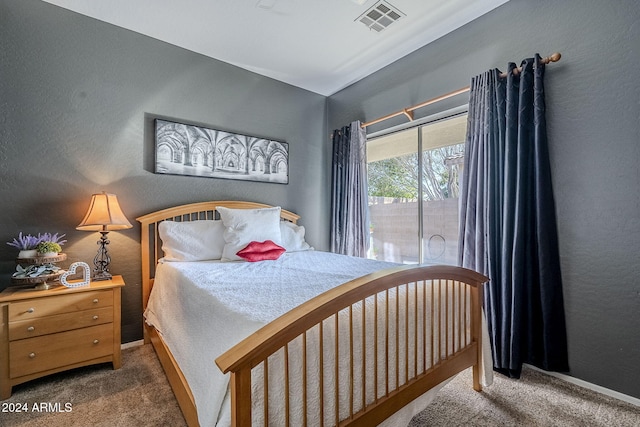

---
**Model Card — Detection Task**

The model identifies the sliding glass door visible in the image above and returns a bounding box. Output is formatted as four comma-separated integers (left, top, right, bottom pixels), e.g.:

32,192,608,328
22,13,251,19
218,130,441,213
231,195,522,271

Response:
367,114,467,265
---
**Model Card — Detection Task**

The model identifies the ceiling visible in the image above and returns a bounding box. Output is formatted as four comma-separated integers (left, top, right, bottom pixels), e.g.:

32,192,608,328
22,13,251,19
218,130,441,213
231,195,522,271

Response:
41,0,509,96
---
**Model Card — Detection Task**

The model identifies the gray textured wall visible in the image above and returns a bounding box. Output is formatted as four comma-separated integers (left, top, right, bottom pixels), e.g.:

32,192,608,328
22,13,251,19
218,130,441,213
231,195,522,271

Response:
329,0,640,400
0,0,328,343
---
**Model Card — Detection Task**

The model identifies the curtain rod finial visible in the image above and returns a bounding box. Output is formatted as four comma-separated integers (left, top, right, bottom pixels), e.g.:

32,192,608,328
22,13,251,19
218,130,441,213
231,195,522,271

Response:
548,52,561,63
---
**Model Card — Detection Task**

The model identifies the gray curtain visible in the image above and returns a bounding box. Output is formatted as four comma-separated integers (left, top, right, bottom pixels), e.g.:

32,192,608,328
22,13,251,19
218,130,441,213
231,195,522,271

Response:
331,121,369,257
458,55,569,378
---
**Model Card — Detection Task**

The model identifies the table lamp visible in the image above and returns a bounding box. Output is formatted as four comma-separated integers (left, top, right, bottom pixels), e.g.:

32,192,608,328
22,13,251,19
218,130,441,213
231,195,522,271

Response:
76,192,132,281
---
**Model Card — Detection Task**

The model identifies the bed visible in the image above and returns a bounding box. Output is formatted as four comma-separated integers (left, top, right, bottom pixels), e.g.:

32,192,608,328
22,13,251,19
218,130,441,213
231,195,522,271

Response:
137,201,491,427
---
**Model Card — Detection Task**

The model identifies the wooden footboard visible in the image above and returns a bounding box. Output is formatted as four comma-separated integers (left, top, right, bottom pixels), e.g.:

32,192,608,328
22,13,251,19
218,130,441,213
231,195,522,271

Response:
216,265,487,427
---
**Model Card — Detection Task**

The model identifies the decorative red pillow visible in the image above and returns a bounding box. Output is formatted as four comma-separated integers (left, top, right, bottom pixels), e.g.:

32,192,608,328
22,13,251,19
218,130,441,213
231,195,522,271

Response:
236,240,286,262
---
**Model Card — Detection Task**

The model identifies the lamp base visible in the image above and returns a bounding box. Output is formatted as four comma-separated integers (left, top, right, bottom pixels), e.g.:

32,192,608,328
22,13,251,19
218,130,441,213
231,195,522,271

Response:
92,271,113,281
92,231,113,281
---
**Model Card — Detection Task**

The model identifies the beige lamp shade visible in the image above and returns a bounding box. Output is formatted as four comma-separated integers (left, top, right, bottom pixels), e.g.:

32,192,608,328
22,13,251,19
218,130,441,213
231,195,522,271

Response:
77,192,133,231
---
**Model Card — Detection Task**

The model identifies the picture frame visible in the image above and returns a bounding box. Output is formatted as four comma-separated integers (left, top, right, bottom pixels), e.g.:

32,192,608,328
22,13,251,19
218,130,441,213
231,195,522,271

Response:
154,119,289,184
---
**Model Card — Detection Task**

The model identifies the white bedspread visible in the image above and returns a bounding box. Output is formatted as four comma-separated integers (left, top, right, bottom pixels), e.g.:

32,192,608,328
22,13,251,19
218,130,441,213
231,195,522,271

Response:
144,251,492,426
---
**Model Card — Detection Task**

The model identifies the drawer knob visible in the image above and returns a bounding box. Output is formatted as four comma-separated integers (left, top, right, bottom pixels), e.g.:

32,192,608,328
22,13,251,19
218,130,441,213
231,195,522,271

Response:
27,326,35,332
93,299,99,304
29,352,36,359
93,315,99,320
27,308,35,313
93,339,99,345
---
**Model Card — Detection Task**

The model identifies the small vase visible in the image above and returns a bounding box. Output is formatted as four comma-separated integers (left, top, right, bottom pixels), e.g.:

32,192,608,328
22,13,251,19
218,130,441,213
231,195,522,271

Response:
18,249,38,258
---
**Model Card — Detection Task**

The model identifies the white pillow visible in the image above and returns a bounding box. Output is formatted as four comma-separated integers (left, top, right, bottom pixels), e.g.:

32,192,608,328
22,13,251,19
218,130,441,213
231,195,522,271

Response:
280,221,312,252
217,206,283,261
158,220,225,261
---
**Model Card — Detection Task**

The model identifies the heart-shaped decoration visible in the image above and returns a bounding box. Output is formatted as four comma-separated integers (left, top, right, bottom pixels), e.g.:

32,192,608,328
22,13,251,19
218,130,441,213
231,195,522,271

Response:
60,262,91,288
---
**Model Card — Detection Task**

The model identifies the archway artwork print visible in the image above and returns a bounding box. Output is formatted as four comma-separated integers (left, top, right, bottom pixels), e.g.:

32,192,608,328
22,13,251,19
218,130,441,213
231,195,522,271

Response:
155,119,289,184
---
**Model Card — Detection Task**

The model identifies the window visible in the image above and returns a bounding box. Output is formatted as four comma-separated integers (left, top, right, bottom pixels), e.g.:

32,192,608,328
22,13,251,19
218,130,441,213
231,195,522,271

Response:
367,114,467,265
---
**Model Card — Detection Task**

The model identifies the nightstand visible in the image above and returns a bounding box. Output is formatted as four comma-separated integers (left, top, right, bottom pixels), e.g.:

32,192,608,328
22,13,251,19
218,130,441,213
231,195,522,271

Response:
0,276,124,399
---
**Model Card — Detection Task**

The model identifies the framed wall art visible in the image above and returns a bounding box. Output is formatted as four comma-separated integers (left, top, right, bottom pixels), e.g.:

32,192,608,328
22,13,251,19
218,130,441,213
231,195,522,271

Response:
154,119,289,184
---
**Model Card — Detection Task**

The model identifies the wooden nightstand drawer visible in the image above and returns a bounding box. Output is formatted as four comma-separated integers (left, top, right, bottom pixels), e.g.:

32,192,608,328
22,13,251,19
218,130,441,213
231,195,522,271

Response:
9,323,114,378
8,306,114,340
8,290,112,322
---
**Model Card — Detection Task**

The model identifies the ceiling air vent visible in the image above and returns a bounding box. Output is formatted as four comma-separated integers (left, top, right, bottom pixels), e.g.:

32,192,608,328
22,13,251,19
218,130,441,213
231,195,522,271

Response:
357,1,405,32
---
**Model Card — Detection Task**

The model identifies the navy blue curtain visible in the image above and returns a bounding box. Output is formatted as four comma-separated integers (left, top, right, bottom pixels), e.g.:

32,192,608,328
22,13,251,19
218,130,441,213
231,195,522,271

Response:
331,121,369,257
459,55,569,377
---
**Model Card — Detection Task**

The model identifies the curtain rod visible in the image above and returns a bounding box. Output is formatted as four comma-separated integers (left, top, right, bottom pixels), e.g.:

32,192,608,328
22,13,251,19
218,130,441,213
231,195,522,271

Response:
361,52,562,129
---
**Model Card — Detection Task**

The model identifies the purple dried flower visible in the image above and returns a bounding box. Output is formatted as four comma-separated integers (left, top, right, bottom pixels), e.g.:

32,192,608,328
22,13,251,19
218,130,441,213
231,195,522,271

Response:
6,232,41,250
39,232,67,246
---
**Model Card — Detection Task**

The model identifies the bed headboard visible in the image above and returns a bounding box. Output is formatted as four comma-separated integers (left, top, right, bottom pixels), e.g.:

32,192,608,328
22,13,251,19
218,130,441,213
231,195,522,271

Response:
136,201,300,311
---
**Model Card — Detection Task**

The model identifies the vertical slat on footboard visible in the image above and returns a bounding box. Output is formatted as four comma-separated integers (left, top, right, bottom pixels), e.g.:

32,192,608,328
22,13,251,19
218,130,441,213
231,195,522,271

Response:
334,313,339,426
284,343,290,427
471,283,483,392
361,298,367,414
319,321,325,427
263,359,269,423
230,368,252,427
303,331,308,427
216,265,488,427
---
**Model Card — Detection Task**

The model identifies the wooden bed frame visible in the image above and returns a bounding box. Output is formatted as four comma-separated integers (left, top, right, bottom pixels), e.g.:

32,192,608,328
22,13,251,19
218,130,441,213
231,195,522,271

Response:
137,201,488,427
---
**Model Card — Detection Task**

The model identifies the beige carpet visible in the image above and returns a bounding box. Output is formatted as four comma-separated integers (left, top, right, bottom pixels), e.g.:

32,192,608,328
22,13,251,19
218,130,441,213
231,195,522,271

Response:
408,366,640,427
3,344,639,426
3,344,185,427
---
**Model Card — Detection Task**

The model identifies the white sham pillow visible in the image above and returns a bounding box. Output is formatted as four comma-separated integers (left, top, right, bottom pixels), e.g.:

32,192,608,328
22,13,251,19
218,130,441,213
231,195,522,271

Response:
217,206,283,261
280,221,312,252
158,220,225,261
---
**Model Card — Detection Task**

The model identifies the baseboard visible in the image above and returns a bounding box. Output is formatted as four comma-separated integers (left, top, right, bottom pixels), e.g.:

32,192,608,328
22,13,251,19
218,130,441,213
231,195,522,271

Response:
525,364,640,407
121,339,144,350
